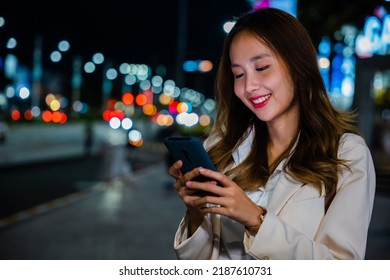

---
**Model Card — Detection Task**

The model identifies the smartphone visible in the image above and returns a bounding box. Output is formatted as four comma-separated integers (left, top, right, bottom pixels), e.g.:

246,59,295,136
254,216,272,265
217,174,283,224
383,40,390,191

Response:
163,136,217,182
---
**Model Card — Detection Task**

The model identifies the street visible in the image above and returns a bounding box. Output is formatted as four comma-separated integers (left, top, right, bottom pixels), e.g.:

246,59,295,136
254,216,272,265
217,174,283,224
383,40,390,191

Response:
0,122,389,259
0,155,105,217
0,121,182,259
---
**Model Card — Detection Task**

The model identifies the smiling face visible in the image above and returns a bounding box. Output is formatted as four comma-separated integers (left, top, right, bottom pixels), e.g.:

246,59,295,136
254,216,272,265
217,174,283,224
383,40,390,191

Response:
229,30,299,130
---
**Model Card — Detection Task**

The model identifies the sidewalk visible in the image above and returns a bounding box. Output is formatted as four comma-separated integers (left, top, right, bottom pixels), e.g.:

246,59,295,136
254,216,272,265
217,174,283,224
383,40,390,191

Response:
0,161,183,259
0,122,184,259
0,157,389,259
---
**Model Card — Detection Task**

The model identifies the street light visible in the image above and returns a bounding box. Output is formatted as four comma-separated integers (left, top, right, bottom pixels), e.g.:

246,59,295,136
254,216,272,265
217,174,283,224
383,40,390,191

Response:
0,17,5,28
223,21,236,33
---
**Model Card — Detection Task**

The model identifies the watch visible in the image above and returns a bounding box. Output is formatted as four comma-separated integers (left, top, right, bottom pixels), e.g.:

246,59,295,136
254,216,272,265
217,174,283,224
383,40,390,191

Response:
245,206,267,236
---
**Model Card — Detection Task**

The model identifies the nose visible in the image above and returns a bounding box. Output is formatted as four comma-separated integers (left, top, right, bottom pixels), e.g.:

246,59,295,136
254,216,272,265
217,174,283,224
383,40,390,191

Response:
245,72,260,93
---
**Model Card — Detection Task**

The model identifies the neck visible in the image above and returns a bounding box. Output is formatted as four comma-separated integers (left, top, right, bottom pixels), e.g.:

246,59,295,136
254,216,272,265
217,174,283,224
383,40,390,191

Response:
266,112,299,165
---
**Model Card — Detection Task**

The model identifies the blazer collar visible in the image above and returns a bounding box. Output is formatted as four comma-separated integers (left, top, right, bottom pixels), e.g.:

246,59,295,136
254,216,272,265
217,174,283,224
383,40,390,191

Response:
232,128,254,165
231,128,304,214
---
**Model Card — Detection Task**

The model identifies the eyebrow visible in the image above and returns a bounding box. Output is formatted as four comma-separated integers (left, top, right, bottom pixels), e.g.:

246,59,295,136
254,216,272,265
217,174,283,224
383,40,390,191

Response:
230,54,271,68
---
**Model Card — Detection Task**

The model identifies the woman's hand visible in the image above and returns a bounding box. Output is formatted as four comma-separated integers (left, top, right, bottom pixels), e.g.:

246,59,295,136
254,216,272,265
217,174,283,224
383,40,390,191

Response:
185,167,264,230
168,160,209,235
168,162,263,233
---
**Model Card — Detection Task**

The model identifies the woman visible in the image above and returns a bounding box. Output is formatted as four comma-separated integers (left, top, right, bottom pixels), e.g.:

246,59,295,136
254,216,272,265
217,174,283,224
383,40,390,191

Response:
168,8,376,260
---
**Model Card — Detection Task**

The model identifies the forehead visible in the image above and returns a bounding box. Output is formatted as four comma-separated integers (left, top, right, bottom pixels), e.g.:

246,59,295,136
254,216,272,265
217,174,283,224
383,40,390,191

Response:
229,30,290,71
229,31,279,64
230,31,271,52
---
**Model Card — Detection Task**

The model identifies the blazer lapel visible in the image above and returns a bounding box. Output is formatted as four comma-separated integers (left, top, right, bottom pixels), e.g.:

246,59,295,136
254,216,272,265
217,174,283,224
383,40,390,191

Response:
267,173,303,215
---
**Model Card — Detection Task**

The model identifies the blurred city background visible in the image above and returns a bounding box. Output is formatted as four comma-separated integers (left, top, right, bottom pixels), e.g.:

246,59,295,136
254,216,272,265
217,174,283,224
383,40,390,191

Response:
0,0,389,260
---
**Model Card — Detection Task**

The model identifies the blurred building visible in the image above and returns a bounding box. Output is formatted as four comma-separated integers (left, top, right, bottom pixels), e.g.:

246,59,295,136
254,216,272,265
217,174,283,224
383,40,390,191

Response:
317,4,390,156
1,1,390,154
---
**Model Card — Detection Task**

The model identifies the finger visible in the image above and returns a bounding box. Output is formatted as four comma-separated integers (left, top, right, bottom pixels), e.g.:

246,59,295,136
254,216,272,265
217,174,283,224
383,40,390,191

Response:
180,167,219,185
186,180,225,197
175,177,188,192
182,166,204,182
168,160,183,178
177,180,204,196
198,167,230,186
189,188,224,207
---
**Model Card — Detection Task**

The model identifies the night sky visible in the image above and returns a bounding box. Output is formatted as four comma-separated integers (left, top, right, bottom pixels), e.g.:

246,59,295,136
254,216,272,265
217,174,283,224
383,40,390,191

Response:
0,0,387,95
1,1,251,71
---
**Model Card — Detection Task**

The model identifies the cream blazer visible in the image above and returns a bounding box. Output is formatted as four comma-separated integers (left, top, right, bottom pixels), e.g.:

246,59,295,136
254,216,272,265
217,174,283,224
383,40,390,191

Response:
174,133,376,259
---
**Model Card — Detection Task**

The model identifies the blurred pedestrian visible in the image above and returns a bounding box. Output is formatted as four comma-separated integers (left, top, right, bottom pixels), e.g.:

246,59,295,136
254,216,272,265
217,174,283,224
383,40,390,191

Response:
168,8,376,259
84,121,93,157
106,143,134,188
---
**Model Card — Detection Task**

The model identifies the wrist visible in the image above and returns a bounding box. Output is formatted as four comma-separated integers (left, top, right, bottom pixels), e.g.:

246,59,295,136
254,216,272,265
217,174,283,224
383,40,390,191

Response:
245,206,267,236
186,209,204,237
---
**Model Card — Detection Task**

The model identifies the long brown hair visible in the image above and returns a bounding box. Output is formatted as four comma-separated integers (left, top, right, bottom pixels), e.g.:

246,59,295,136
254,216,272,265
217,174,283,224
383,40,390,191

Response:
207,8,359,195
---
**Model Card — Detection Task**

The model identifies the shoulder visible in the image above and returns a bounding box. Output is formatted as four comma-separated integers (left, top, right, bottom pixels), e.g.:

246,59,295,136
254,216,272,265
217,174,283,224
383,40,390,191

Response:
338,133,374,168
339,133,369,153
336,135,376,204
340,132,366,145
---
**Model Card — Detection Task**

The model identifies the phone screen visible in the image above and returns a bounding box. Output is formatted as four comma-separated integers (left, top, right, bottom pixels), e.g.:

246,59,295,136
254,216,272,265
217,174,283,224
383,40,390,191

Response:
163,136,216,182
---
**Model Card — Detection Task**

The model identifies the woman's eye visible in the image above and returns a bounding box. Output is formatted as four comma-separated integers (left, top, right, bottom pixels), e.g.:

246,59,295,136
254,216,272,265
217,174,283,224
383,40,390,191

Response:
234,73,244,79
256,65,269,72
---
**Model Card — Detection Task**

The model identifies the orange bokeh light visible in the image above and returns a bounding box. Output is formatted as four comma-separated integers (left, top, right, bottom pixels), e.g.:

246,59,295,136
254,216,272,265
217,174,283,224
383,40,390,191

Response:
122,92,134,105
52,111,62,123
198,60,213,72
60,113,68,124
143,104,157,116
42,111,52,122
135,93,147,106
